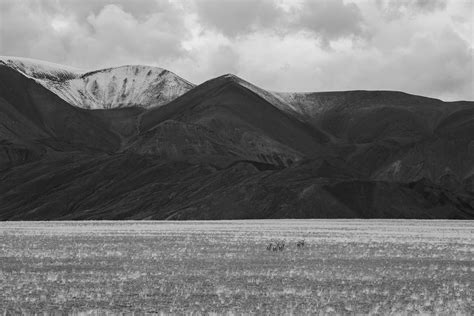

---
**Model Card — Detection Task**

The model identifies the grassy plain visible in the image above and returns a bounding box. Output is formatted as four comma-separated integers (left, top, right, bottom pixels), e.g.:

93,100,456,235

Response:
0,220,472,314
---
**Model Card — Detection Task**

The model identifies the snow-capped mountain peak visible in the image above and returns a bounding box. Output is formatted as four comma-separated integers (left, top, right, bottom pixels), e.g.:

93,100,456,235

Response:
63,64,195,109
0,56,84,81
0,56,195,109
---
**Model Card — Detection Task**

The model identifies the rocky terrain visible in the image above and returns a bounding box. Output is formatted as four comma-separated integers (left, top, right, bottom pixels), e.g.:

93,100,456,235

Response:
0,58,472,220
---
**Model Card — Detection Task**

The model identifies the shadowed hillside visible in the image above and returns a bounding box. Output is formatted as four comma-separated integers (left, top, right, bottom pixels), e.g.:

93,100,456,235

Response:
134,74,331,167
0,60,473,220
0,65,121,168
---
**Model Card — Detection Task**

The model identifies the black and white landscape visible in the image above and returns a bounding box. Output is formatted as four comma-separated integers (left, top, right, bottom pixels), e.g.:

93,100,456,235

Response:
0,56,473,220
1,0,473,314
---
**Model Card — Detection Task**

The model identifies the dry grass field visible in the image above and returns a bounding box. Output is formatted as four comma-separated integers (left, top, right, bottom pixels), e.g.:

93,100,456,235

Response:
0,220,472,314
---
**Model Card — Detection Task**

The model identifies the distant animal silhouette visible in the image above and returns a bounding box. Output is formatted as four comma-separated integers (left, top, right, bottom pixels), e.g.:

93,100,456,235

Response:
267,240,285,251
278,240,285,251
296,239,305,249
272,243,279,251
266,242,273,251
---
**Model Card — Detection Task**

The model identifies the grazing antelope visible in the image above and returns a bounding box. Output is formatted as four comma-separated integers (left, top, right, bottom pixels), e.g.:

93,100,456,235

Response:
296,239,305,249
266,240,277,251
266,240,285,252
278,240,285,251
272,243,279,251
266,242,273,251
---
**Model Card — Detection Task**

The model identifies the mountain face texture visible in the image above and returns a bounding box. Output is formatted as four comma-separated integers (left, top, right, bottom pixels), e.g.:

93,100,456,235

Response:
0,56,194,109
0,58,473,220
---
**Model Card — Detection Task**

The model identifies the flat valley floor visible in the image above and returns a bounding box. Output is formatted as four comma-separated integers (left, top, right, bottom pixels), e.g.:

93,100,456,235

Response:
0,220,472,314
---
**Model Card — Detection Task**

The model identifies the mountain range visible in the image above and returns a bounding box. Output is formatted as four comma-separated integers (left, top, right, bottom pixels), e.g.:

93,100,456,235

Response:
0,56,473,220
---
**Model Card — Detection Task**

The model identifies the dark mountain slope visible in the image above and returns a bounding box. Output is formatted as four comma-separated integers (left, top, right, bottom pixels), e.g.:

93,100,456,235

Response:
372,105,474,190
1,154,472,220
88,107,144,141
134,74,331,166
277,90,457,143
0,63,472,220
0,65,121,155
275,90,474,190
128,119,304,167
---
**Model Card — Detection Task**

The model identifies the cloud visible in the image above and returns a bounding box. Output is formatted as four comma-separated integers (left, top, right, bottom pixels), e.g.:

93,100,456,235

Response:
316,28,473,101
410,0,448,12
0,0,188,68
206,45,240,76
82,4,186,64
194,0,283,37
35,0,171,21
0,0,67,61
226,2,473,101
377,0,448,19
290,0,367,43
0,0,472,100
193,0,367,43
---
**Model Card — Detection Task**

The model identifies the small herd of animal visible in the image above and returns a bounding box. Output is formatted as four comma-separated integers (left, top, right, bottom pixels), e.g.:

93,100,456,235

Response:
266,239,306,251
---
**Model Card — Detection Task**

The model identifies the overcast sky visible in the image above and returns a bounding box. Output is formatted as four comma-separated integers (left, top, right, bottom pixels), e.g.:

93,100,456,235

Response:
0,0,472,100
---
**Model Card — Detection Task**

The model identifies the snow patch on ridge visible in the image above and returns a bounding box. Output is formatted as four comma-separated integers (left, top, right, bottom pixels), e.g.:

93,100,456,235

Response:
0,56,84,79
53,65,195,109
0,56,194,110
